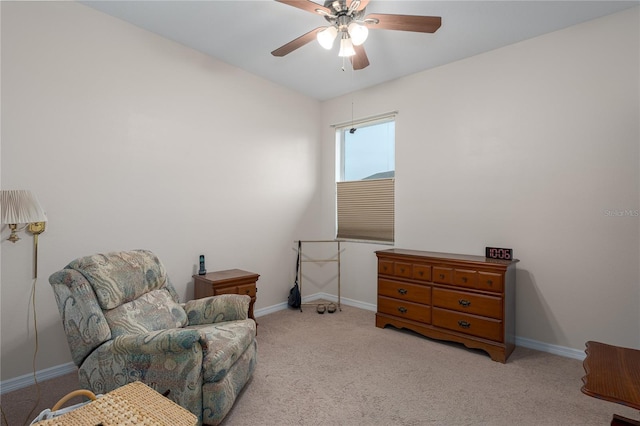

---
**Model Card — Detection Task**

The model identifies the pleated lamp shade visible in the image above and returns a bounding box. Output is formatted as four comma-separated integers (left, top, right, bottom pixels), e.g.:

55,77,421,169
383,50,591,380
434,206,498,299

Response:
1,190,47,224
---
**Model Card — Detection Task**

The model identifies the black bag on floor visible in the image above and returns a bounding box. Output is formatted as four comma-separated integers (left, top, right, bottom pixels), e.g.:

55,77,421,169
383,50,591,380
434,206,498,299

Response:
288,241,302,309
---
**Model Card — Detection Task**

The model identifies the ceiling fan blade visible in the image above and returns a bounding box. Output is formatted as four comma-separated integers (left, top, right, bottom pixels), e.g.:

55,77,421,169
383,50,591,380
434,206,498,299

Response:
275,0,332,16
347,0,370,11
350,44,370,70
271,27,324,57
365,13,442,33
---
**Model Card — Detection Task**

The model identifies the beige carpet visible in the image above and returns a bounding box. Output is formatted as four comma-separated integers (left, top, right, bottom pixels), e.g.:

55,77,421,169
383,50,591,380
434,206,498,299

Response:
2,302,638,425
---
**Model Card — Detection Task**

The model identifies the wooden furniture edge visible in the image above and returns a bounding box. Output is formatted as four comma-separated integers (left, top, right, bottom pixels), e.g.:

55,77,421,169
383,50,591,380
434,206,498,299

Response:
193,269,260,285
375,249,519,269
581,340,640,411
376,312,511,363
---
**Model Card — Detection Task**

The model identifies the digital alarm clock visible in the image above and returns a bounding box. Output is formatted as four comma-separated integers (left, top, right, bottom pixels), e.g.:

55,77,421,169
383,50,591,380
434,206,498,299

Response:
485,247,513,260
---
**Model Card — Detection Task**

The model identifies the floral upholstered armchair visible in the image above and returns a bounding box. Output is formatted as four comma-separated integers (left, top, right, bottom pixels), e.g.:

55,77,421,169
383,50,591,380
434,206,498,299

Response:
49,250,257,425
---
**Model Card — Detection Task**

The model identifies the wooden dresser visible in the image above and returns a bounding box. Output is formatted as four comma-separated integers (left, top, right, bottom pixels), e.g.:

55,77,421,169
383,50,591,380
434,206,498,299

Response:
376,249,518,362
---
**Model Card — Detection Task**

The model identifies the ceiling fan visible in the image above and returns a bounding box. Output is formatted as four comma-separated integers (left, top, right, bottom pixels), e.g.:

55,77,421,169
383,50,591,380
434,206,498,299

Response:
271,0,442,70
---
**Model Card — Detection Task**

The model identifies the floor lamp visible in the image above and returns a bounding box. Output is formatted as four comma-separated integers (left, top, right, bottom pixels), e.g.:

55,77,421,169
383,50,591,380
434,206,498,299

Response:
1,190,47,278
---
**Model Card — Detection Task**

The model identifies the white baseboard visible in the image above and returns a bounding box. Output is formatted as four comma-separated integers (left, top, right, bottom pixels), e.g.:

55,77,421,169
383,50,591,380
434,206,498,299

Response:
1,296,585,394
515,336,586,360
0,362,76,395
254,301,289,317
303,292,377,312
254,292,377,317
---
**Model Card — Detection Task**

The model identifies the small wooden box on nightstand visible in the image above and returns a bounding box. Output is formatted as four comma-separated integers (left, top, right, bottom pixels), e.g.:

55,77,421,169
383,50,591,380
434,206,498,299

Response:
193,269,259,322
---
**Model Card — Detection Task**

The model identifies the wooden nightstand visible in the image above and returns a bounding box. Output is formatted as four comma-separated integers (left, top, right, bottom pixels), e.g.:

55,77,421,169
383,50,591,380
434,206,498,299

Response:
193,269,259,322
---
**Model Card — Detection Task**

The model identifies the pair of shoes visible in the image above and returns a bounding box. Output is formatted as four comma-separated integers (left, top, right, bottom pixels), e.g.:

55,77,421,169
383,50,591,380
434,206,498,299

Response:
316,304,326,314
327,303,337,313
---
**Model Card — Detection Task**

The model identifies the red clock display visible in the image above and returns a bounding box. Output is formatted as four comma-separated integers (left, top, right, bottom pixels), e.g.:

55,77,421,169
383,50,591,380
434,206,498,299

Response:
485,247,513,260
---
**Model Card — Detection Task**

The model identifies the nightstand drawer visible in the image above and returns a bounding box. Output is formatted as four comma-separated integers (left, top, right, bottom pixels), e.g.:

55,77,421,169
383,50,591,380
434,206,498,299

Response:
379,279,431,304
432,308,502,342
237,283,256,298
432,288,502,319
378,296,431,324
214,286,239,295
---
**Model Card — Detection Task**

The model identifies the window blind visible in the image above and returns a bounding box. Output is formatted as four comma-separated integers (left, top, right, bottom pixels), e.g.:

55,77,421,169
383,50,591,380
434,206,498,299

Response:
336,178,394,242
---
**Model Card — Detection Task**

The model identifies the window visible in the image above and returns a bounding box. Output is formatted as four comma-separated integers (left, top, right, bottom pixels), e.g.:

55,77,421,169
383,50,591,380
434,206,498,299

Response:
335,115,395,242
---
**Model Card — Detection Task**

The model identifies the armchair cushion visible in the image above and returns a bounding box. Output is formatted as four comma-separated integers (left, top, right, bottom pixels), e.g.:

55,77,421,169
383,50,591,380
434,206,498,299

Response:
111,328,201,354
105,289,188,338
67,250,173,310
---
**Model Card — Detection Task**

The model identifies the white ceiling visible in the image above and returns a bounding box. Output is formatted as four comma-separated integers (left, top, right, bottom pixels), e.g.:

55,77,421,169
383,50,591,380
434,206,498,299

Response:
82,1,639,101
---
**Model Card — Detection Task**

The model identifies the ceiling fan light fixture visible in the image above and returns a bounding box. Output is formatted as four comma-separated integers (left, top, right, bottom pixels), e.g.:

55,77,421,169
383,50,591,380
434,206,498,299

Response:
317,26,338,50
347,22,368,46
272,0,443,71
338,35,356,57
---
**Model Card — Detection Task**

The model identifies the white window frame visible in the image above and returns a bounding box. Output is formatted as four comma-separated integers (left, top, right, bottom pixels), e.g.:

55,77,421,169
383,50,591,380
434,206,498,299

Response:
334,112,396,243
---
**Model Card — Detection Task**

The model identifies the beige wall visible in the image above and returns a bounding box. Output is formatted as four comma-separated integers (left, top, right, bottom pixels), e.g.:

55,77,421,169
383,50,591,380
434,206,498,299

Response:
320,7,640,353
1,2,638,385
0,2,321,381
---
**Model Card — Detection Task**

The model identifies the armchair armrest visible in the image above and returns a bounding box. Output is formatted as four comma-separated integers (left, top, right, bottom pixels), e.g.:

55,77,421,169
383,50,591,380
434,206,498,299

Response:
111,328,201,355
185,294,250,326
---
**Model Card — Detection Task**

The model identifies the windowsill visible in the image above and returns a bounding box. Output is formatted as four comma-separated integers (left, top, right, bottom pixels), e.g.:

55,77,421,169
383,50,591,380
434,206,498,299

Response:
336,238,395,246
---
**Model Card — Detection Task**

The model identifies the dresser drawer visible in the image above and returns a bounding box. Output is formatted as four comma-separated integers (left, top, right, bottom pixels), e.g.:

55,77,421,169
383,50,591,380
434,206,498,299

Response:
432,307,502,342
432,288,502,319
378,259,394,275
453,268,478,289
433,267,452,284
412,264,432,281
478,272,503,292
378,296,431,324
379,279,431,304
394,261,413,278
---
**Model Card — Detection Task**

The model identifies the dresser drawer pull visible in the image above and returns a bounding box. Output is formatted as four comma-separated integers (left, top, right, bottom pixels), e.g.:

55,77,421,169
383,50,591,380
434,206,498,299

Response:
458,320,471,329
487,280,493,285
439,274,445,279
461,277,468,283
418,271,424,276
400,267,406,273
398,288,408,295
458,299,471,307
398,307,408,314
